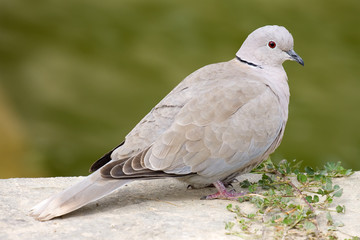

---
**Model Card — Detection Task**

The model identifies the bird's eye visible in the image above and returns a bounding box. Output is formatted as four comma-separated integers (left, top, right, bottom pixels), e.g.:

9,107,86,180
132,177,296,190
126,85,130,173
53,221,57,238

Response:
268,41,276,49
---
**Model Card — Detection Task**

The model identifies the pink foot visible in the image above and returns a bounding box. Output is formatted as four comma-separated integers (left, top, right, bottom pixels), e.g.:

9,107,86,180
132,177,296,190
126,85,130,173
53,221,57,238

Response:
201,180,246,200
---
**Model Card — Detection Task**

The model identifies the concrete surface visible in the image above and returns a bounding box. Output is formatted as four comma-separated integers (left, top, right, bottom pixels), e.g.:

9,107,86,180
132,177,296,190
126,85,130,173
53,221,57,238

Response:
0,172,359,240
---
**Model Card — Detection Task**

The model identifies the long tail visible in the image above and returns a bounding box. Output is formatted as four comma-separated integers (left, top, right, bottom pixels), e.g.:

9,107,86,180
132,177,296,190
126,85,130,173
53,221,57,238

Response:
30,170,130,221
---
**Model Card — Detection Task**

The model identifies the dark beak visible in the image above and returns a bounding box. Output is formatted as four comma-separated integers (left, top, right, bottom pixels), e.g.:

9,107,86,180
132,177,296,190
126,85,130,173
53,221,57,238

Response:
286,49,304,66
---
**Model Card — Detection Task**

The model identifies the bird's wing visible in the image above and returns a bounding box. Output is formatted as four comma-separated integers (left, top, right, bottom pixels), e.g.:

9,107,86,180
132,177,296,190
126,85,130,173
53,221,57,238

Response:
100,60,285,181
93,61,239,168
143,78,283,178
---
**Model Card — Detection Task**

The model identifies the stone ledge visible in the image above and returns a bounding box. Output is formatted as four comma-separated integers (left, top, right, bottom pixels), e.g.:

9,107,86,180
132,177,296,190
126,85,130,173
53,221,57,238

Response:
0,172,359,240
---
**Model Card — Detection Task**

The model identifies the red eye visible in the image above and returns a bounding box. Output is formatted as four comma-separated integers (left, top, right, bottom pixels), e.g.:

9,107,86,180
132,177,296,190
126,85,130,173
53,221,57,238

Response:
268,41,276,49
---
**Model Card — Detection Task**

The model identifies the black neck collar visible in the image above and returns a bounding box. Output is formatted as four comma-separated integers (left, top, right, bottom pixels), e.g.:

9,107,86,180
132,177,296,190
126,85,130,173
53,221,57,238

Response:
236,56,262,69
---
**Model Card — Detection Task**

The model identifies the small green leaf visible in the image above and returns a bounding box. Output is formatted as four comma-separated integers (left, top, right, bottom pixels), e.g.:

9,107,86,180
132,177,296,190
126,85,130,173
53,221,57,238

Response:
325,162,337,172
305,166,315,176
248,184,257,193
283,216,293,225
324,178,333,191
336,205,345,213
304,220,316,231
268,188,275,196
297,173,307,183
326,212,334,226
344,169,353,176
225,221,235,230
317,189,324,195
333,188,343,198
305,196,312,203
240,179,251,188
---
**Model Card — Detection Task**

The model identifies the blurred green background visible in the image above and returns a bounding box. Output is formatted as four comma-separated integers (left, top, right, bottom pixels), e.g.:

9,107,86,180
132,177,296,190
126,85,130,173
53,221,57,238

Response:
0,0,359,178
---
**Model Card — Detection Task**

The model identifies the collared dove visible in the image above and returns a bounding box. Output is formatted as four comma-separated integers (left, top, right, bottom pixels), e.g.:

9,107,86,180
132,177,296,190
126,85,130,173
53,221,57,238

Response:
30,25,304,221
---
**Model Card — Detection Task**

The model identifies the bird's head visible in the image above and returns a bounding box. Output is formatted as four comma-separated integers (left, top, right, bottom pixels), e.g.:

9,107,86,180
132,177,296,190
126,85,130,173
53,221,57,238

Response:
236,25,304,68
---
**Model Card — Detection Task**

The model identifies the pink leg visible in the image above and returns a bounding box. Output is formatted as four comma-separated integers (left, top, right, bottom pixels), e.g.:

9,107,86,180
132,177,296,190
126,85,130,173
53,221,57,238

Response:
201,180,246,200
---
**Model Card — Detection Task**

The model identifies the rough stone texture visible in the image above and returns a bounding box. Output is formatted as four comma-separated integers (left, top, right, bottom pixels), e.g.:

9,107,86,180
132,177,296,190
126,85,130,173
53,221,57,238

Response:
0,172,359,240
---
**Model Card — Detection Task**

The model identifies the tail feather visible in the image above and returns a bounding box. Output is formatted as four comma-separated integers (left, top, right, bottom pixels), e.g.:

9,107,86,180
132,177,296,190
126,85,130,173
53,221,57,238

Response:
30,171,130,221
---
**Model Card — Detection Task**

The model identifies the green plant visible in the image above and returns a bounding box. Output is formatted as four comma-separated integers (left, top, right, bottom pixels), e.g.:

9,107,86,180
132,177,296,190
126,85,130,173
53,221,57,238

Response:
225,158,356,239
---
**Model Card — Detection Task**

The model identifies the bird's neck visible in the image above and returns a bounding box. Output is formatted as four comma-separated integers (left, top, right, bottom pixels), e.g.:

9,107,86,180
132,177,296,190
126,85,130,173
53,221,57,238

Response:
235,56,262,69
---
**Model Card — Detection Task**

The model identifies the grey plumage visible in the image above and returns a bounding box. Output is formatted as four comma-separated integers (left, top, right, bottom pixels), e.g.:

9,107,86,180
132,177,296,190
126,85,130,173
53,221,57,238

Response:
30,25,303,221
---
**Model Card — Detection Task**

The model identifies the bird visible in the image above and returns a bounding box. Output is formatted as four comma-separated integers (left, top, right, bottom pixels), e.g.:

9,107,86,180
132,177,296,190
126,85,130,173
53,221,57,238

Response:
30,25,304,221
